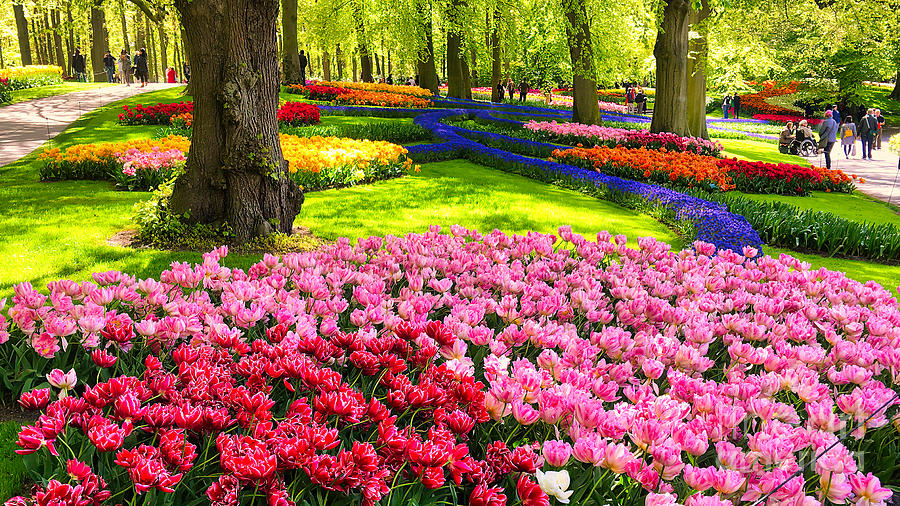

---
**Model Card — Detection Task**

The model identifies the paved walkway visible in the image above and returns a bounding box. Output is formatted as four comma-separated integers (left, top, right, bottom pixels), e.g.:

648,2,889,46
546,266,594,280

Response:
796,128,900,204
0,83,179,167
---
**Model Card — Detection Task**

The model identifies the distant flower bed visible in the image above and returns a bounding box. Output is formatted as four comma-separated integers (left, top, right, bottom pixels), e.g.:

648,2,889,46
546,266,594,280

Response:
280,133,419,191
551,145,854,195
524,120,722,156
285,84,351,101
0,77,10,104
317,80,433,97
738,81,804,116
752,114,823,126
119,102,194,125
285,84,430,108
277,101,321,125
0,64,64,90
39,136,190,190
549,95,628,113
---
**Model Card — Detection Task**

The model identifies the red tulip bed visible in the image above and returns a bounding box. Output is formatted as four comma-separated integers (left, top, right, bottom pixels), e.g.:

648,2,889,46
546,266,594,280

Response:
118,102,194,125
276,101,320,126
2,227,900,506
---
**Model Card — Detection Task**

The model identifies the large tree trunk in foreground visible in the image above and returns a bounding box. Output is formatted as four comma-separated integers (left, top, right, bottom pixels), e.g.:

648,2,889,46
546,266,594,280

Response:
489,6,502,102
90,2,108,82
561,0,601,125
415,1,439,94
891,70,900,101
171,0,303,244
651,0,691,136
281,0,301,83
686,0,711,139
14,4,32,66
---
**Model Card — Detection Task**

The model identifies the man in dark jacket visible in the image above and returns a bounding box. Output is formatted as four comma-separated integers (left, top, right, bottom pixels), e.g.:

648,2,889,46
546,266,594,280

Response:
518,79,527,102
298,50,308,85
103,50,116,82
818,110,838,170
732,94,741,119
859,108,877,160
135,48,149,87
73,48,86,82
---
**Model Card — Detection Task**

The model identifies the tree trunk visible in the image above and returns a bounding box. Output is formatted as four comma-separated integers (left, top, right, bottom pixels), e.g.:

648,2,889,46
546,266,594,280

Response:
171,0,303,245
686,0,710,139
650,0,691,136
374,51,381,77
136,11,146,54
90,2,108,82
158,17,168,77
890,70,900,101
66,2,74,75
445,0,470,99
119,0,130,52
30,18,41,65
387,50,391,78
281,0,300,83
353,52,358,81
336,44,343,79
322,49,331,81
13,4,33,66
560,0,601,125
43,11,54,66
489,6,501,102
51,9,66,71
416,1,439,94
354,2,373,84
146,16,158,81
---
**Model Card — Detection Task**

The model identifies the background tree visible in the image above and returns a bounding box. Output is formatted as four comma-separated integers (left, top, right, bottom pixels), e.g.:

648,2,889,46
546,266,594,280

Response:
282,0,301,83
560,0,601,125
650,0,691,136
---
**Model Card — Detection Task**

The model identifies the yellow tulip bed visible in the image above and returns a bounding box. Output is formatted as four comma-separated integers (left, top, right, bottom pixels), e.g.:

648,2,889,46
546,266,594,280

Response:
0,65,64,90
39,134,418,192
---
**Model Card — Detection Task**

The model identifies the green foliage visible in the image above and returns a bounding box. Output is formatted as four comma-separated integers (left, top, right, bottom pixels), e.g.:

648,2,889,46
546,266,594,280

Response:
0,421,26,501
279,122,431,143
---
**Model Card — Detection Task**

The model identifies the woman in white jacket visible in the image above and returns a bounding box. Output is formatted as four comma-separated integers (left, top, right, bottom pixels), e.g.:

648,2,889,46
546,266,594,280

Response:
116,51,130,87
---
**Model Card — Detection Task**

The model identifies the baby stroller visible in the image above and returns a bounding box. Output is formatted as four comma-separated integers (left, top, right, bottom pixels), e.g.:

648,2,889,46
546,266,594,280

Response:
790,128,818,157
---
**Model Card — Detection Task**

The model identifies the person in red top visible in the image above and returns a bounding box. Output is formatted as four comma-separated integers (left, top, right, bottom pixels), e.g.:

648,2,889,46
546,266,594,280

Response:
166,67,177,83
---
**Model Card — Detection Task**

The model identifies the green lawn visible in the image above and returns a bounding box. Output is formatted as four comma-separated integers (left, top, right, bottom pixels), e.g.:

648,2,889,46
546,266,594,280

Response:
736,191,900,227
766,247,900,295
0,422,24,501
297,159,681,248
718,138,810,166
318,115,414,127
4,82,115,106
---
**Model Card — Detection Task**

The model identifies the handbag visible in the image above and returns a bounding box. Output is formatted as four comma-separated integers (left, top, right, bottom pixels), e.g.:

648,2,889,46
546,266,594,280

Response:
851,143,857,156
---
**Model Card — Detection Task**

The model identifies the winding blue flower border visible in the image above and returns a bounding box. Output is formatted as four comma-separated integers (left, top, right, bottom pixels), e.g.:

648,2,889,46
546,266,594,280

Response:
321,101,764,254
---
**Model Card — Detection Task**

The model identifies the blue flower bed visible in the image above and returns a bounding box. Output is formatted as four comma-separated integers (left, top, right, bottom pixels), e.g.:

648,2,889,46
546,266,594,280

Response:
319,99,765,254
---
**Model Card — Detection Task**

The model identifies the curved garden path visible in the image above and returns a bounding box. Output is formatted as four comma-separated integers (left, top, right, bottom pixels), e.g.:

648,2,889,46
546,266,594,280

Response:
0,83,178,167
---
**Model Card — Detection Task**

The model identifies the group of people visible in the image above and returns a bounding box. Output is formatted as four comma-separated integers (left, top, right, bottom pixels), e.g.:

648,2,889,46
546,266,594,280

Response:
495,78,529,103
722,94,742,119
74,47,190,87
779,105,886,170
625,85,647,114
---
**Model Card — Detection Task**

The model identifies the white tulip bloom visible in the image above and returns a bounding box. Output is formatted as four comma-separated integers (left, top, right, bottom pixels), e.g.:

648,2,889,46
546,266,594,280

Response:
535,469,574,504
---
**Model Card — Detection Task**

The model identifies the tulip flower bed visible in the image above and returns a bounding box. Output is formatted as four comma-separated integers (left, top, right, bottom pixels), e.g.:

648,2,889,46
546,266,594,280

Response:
4,228,900,506
0,78,10,104
524,120,723,156
276,101,321,126
118,102,194,125
280,134,419,191
317,80,434,97
738,81,804,117
0,64,64,90
332,90,431,109
552,145,854,195
39,135,191,187
285,84,352,101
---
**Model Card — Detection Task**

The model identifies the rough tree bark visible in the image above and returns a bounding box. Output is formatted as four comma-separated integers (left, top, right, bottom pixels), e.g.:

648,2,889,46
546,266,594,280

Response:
43,11,54,66
322,49,331,81
489,6,502,102
686,0,711,139
650,0,691,136
281,0,301,83
171,0,303,244
415,0,439,94
560,0,601,125
51,9,66,71
14,4,32,66
90,2,109,82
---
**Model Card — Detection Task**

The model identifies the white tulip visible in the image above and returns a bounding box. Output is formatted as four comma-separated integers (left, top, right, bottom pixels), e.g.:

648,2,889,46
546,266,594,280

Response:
535,469,574,504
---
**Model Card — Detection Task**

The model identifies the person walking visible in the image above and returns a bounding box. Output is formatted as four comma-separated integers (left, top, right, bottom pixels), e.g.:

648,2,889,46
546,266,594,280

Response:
875,109,885,149
722,94,731,119
859,108,877,160
839,115,857,159
732,94,741,119
298,50,308,85
182,62,191,83
103,50,116,82
817,110,838,170
134,48,149,87
495,81,504,103
72,48,86,82
116,50,130,87
831,105,841,125
506,78,515,101
166,67,177,83
519,78,527,102
635,88,646,114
